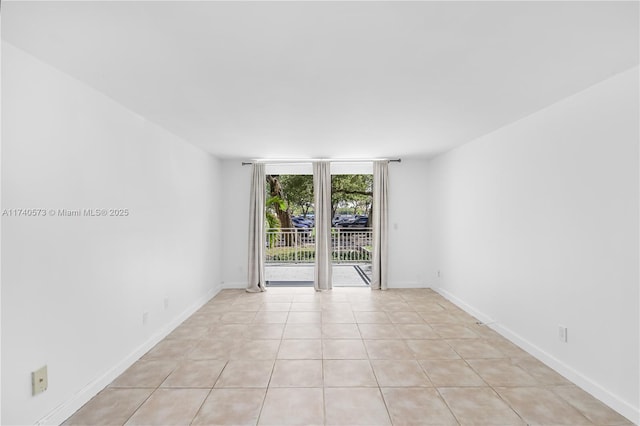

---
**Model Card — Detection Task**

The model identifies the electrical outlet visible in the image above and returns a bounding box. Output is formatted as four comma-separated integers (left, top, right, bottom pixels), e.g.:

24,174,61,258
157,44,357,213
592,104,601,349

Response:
142,312,149,325
437,270,441,278
558,325,568,342
164,298,169,310
32,365,48,396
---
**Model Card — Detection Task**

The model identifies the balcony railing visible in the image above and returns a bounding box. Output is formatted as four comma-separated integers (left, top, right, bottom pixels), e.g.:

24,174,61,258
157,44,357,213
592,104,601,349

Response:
266,227,372,264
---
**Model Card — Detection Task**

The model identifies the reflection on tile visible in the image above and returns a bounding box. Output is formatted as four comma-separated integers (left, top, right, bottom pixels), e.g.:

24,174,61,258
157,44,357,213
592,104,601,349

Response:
324,387,391,425
124,388,209,425
358,324,401,339
259,388,324,425
381,387,457,425
353,311,390,323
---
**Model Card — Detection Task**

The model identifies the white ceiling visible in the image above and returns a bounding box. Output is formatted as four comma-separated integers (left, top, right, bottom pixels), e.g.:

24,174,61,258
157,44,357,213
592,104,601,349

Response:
3,1,638,160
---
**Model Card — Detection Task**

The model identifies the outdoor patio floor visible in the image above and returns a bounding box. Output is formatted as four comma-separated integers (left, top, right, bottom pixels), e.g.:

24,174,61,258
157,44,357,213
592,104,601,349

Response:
266,264,370,287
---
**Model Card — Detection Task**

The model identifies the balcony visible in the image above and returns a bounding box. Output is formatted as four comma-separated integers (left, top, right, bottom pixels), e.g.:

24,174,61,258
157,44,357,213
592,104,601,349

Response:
265,227,372,286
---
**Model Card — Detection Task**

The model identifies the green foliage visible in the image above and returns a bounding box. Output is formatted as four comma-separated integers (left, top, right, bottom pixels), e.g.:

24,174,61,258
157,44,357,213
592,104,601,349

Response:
279,175,314,216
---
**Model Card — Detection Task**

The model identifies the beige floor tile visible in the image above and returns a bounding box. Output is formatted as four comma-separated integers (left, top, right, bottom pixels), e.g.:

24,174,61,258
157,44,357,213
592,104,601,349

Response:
323,360,377,387
244,323,285,340
495,387,593,425
381,387,458,425
208,324,250,339
110,360,177,388
142,339,199,360
418,310,460,324
166,325,209,340
324,387,391,425
260,302,292,311
405,339,461,359
283,323,322,339
230,339,281,360
322,310,356,323
365,339,414,359
322,322,361,338
161,359,226,388
358,323,401,339
439,387,525,425
189,338,240,360
220,311,256,323
466,359,538,387
371,360,432,387
354,311,390,323
387,311,425,324
270,360,323,387
323,339,368,359
446,338,506,359
259,388,324,425
253,311,289,324
124,388,209,425
287,311,322,323
381,301,413,312
63,388,153,425
419,359,486,387
214,359,274,388
278,339,322,359
512,356,571,385
551,385,633,425
290,302,321,311
192,388,266,425
396,324,439,339
321,302,352,312
431,323,479,339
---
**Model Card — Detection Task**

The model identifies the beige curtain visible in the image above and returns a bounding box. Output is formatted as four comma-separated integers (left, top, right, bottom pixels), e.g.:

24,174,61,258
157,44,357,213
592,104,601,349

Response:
371,160,389,290
313,161,332,291
247,163,267,292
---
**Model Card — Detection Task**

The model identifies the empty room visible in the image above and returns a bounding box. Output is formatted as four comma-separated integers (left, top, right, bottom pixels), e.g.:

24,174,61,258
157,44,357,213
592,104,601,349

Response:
2,1,638,425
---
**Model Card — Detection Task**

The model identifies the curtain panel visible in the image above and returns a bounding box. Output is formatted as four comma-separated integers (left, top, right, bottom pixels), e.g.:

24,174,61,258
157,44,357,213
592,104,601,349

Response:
371,160,389,290
313,161,333,291
247,163,267,292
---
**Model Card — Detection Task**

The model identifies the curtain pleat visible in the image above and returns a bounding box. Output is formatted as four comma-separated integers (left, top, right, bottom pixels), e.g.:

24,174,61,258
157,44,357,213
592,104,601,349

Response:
313,161,333,291
247,163,267,292
371,161,389,290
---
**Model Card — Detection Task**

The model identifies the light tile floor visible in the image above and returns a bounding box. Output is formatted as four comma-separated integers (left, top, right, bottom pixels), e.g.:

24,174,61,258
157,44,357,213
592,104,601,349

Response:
64,288,633,426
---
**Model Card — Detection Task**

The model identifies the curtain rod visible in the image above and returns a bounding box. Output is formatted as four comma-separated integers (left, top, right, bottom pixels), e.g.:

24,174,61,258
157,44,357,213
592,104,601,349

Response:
241,159,401,166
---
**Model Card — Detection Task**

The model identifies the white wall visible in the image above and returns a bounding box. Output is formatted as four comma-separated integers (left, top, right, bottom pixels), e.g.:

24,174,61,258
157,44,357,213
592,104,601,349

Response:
426,67,639,422
220,159,430,288
1,43,223,425
221,160,252,288
387,159,430,287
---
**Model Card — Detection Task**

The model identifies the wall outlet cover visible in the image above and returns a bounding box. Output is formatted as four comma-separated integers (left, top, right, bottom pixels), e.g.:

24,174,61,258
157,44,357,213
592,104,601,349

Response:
32,365,48,396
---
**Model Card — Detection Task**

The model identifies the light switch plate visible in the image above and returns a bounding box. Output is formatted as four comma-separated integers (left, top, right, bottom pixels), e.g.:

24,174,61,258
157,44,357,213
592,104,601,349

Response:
32,365,48,395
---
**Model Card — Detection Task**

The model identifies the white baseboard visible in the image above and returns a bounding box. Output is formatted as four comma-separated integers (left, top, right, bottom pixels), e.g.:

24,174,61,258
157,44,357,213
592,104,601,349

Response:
37,285,221,426
433,286,639,425
222,281,248,289
388,281,430,289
